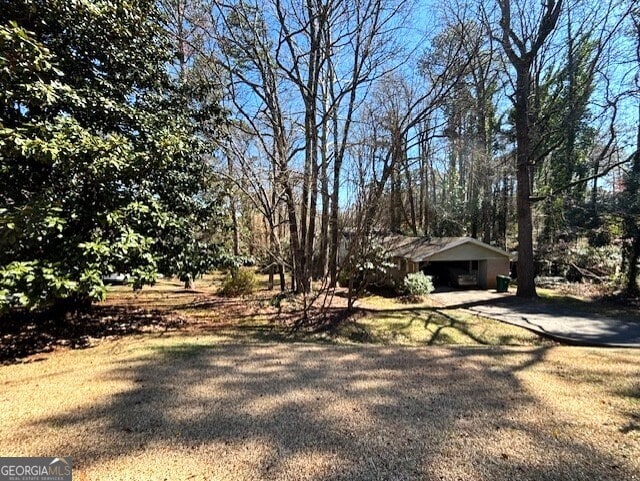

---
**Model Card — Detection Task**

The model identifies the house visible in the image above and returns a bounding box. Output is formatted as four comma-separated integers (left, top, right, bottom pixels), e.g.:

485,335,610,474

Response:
385,235,511,289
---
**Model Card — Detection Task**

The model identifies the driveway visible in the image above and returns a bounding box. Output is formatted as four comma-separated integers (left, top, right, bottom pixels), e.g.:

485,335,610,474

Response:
431,289,640,347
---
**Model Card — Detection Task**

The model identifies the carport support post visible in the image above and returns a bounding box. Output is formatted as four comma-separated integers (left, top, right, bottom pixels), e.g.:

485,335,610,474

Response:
478,260,488,289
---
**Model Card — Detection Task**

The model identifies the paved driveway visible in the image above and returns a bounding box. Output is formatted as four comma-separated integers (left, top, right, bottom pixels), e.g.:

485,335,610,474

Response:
431,289,640,347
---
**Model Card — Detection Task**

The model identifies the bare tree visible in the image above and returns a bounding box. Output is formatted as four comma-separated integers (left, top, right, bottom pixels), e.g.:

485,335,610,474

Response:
423,16,503,241
622,8,640,295
208,0,409,298
492,0,563,297
342,18,480,245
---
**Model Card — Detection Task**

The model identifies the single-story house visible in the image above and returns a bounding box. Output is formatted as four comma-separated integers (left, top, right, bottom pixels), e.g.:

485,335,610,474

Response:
385,235,511,289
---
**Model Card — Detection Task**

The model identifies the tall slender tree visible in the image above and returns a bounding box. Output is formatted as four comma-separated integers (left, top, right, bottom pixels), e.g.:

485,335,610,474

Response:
494,0,563,297
621,10,640,295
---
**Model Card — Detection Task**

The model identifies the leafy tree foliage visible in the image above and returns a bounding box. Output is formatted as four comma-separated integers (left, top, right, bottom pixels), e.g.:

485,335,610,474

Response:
0,1,225,312
531,36,598,242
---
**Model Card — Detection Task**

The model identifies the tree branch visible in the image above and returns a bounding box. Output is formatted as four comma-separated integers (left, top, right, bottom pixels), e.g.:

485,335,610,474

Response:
530,150,637,203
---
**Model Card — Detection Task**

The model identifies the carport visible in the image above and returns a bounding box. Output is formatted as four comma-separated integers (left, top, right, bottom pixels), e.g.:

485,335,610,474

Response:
386,236,511,289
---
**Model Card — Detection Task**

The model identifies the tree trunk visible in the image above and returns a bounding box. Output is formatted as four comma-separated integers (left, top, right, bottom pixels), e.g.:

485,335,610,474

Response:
514,69,537,297
317,135,330,278
328,156,342,288
267,218,276,290
315,45,332,280
626,232,640,295
624,102,640,295
279,263,286,292
268,264,274,290
282,179,302,293
496,0,563,297
402,141,418,236
389,126,404,232
229,193,240,257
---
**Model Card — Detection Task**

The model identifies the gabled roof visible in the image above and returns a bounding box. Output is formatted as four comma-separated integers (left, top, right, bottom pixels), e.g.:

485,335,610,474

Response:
385,235,510,262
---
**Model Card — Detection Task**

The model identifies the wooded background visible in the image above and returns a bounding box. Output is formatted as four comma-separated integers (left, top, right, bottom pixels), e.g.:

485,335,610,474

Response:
1,0,639,313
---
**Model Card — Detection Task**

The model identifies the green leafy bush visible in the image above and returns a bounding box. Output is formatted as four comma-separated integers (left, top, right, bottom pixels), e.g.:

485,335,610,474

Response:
0,5,228,313
219,268,257,297
338,236,394,290
403,272,434,297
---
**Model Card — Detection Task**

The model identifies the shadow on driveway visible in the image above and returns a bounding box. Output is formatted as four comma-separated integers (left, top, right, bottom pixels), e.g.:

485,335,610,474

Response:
431,290,640,347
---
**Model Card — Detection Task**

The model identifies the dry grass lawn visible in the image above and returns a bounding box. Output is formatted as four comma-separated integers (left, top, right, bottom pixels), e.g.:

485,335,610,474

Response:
1,274,639,480
1,337,638,480
97,275,547,348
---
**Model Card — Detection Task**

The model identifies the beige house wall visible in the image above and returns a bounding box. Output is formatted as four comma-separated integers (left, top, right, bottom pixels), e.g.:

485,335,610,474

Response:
428,243,506,262
484,258,510,289
389,258,422,285
389,243,510,290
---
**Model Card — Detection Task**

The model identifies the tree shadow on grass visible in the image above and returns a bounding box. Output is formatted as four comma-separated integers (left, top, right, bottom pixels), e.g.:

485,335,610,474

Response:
27,343,638,480
0,295,367,365
0,291,318,364
0,292,551,366
0,306,185,365
340,306,546,347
